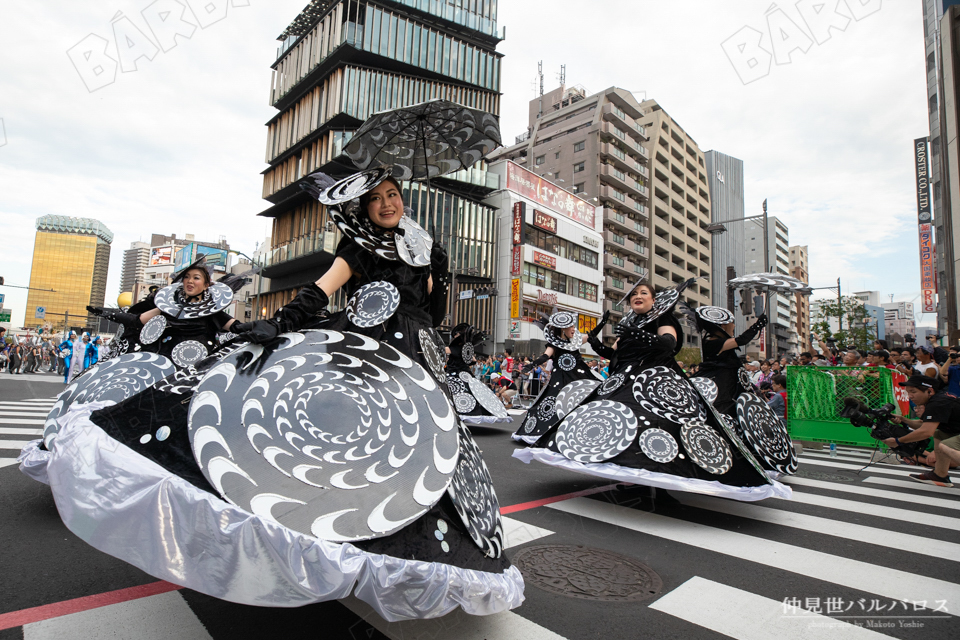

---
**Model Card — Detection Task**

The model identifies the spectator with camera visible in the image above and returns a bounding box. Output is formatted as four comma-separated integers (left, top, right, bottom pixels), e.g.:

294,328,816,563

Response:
939,349,960,397
926,334,949,365
883,375,960,487
915,345,939,378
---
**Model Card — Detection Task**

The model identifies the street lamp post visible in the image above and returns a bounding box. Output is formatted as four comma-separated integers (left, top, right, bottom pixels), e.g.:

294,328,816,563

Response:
705,200,772,356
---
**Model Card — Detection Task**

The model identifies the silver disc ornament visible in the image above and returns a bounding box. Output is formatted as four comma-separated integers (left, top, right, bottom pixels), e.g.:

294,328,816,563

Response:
459,371,508,418
632,366,706,424
597,373,625,396
314,168,392,205
679,422,733,475
521,414,538,433
43,353,175,448
555,400,639,463
736,392,798,474
549,311,577,329
738,367,753,390
638,428,679,464
555,379,601,419
445,373,468,396
346,281,401,328
447,423,504,558
154,282,233,320
536,395,558,422
171,340,209,368
453,393,477,413
461,342,476,364
691,377,719,405
418,328,447,378
393,215,433,267
557,353,578,372
140,315,167,345
695,306,735,326
188,330,460,543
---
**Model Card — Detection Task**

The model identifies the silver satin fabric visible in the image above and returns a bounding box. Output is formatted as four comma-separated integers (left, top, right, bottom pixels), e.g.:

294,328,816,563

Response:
18,440,51,484
461,415,513,425
24,402,525,621
513,447,792,501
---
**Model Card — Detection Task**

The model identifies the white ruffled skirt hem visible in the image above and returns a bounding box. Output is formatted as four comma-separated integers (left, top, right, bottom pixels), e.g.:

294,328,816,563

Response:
21,401,524,621
461,415,513,425
512,447,792,501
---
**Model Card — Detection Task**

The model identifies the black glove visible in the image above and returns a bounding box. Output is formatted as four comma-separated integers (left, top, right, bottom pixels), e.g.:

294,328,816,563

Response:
429,242,450,327
735,314,767,347
615,324,677,354
588,333,616,360
237,284,330,344
86,305,139,327
588,310,611,340
233,320,281,344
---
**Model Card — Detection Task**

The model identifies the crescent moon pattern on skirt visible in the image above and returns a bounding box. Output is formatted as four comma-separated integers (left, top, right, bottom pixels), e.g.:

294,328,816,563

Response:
394,216,433,267
460,372,508,418
346,282,401,328
536,395,557,421
556,353,578,372
597,373,625,396
446,423,504,558
444,373,468,396
737,367,753,390
637,428,679,464
155,282,233,319
632,366,706,424
188,330,459,543
521,414,537,433
555,379,601,419
171,341,209,368
690,377,719,405
453,393,477,413
140,315,166,345
44,353,175,448
736,392,798,474
418,328,447,379
695,306,735,325
460,342,475,364
679,422,733,475
555,400,638,463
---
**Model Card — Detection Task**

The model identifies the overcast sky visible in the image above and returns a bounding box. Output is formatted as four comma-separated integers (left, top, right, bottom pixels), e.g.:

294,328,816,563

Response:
0,0,931,328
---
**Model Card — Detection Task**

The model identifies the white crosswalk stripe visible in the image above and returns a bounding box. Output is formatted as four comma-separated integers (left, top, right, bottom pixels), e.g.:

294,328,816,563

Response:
797,456,919,477
862,475,960,496
0,397,55,467
782,475,960,511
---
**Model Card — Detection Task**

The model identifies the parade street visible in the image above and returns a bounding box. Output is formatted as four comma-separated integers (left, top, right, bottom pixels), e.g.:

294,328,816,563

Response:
1,376,957,640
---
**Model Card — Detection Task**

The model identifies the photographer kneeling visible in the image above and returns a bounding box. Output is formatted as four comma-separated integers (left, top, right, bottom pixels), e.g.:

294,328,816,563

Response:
883,375,960,488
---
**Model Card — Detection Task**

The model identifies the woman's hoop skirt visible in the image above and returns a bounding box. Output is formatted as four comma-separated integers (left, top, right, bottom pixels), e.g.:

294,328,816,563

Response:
19,332,523,621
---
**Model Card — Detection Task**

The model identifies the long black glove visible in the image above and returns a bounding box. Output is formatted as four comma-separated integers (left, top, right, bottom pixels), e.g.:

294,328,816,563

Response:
429,242,450,327
86,305,140,327
522,353,551,373
735,314,767,347
236,284,329,344
615,324,677,354
588,310,611,341
586,310,615,358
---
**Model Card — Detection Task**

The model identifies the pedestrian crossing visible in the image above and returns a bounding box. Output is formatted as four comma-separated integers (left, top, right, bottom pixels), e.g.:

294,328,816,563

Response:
2,406,958,639
0,398,56,469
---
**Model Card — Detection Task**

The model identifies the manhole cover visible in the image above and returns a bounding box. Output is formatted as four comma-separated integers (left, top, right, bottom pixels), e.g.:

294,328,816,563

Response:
793,469,856,483
512,545,663,602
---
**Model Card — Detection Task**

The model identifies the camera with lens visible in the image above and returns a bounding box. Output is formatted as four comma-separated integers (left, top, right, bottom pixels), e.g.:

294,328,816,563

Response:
839,398,928,458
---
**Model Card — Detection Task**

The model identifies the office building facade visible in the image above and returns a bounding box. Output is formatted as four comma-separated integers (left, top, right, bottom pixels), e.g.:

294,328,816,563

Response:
489,87,711,348
744,215,794,356
25,215,113,332
705,150,747,332
485,159,603,356
788,245,811,353
257,0,504,334
119,241,150,296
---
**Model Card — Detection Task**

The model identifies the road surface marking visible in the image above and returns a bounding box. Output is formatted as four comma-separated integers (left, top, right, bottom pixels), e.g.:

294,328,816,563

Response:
501,483,620,514
0,459,19,469
798,457,917,477
779,489,960,530
22,591,210,640
862,476,960,496
0,412,50,418
502,516,554,549
650,576,893,639
547,497,960,615
783,476,960,511
675,493,960,560
803,452,907,468
0,441,33,450
0,419,44,425
0,427,43,436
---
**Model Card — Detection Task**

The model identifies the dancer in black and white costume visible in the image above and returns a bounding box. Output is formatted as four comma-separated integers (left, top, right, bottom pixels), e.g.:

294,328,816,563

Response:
20,169,522,621
690,306,798,475
511,311,602,444
513,280,790,501
445,323,511,425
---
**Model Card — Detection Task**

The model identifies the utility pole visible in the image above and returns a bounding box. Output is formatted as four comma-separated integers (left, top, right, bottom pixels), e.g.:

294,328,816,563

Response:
762,199,771,356
836,277,842,335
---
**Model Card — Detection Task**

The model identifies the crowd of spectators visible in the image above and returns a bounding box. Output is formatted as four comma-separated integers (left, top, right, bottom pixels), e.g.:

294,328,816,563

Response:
0,329,106,376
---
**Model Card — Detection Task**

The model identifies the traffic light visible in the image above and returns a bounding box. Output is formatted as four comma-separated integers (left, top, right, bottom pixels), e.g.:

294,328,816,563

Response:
0,276,4,285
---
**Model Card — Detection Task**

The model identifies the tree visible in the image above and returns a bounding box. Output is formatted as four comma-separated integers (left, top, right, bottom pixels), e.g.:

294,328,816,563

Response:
811,296,876,350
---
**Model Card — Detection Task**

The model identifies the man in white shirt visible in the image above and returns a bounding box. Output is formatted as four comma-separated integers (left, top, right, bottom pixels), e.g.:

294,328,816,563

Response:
916,345,939,378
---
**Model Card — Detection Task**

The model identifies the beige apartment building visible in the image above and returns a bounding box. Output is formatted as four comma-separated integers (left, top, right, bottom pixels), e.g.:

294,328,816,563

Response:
489,85,711,347
789,245,812,353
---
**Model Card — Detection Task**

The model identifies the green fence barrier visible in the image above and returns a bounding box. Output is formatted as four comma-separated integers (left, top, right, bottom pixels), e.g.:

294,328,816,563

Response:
786,366,900,448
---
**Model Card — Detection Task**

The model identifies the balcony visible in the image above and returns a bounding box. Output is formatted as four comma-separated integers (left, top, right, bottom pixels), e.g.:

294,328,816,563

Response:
603,299,626,316
603,208,635,235
604,253,633,276
601,104,648,143
600,165,649,204
605,275,627,293
604,229,627,248
600,123,649,163
599,142,647,176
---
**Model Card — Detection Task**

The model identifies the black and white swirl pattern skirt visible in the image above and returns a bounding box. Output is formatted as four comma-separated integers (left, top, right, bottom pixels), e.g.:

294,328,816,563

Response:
444,362,512,425
16,330,522,621
513,358,792,502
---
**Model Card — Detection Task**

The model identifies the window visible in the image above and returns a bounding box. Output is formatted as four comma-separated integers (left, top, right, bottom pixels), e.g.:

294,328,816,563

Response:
535,155,545,166
573,162,585,173
614,168,625,180
555,151,560,159
522,262,598,301
611,232,625,245
574,141,585,153
612,189,625,202
573,183,584,194
526,227,599,269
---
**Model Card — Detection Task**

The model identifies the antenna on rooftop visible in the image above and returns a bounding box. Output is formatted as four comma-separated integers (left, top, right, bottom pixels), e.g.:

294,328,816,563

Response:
537,60,544,119
559,64,566,88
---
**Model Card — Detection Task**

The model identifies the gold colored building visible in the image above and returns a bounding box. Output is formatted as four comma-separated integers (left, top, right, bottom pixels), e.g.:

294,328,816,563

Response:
25,215,113,332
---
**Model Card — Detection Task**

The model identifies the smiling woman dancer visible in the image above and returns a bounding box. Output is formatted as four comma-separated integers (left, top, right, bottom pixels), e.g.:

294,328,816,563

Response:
513,279,789,501
22,168,522,622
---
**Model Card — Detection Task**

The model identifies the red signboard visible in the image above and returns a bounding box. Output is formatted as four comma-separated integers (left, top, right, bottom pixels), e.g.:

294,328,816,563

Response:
535,289,559,305
919,223,937,313
533,251,556,269
506,161,596,229
512,202,524,245
511,246,522,276
532,209,558,234
891,370,912,417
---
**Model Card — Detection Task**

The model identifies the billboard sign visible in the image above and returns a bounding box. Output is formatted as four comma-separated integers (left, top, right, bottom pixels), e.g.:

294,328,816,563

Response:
512,202,525,245
510,279,521,318
174,243,195,271
506,161,597,229
914,138,932,224
511,245,522,276
149,245,174,266
533,251,556,269
919,223,937,313
197,245,229,272
35,307,45,319
532,209,558,234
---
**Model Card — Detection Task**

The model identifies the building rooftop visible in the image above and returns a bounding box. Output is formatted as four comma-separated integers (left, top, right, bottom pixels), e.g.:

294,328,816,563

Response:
35,215,113,244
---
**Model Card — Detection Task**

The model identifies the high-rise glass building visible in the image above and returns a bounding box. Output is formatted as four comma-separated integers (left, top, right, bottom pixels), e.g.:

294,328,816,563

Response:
257,0,504,334
119,241,150,296
25,215,113,332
